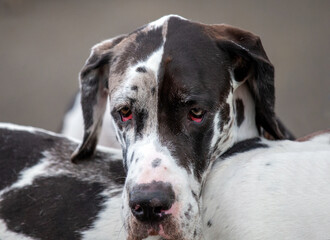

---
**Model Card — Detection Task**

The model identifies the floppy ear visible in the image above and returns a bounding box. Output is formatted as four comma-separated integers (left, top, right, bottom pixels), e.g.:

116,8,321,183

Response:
207,24,285,139
71,35,126,163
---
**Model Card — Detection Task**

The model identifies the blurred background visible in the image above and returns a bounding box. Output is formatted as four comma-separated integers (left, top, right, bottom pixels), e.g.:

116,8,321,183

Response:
0,0,329,138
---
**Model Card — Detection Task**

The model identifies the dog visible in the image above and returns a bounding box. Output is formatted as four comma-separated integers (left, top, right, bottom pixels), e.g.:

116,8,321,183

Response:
0,124,329,240
1,15,329,240
0,123,125,240
67,14,298,239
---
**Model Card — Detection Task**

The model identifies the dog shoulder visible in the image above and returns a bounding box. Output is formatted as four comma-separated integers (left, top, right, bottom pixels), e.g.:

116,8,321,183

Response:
204,136,330,239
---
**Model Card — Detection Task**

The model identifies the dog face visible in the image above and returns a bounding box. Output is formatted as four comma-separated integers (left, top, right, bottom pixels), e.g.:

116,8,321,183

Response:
72,15,284,239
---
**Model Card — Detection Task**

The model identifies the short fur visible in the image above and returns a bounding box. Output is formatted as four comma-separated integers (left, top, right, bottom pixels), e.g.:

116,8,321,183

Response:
66,15,296,239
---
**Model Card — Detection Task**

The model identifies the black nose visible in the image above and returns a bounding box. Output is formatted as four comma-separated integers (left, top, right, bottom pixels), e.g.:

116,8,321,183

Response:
129,181,175,222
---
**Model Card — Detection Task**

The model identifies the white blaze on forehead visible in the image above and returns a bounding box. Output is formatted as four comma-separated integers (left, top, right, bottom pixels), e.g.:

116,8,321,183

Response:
112,44,165,104
142,46,165,81
148,14,187,29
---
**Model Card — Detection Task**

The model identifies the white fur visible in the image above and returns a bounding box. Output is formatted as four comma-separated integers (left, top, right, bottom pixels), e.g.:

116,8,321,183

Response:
9,157,51,190
81,191,124,240
203,135,330,240
234,84,259,142
148,14,186,29
0,123,59,138
57,15,330,240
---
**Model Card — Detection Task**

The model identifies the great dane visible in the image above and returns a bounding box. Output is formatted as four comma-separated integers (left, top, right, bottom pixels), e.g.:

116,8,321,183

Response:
1,15,330,240
0,124,329,240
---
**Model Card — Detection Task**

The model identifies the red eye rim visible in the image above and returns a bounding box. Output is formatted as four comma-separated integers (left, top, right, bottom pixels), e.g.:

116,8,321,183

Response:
188,108,205,123
119,107,132,122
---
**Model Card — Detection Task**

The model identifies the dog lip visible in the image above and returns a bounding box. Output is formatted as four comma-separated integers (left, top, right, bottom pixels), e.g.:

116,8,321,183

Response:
147,224,171,239
147,228,159,236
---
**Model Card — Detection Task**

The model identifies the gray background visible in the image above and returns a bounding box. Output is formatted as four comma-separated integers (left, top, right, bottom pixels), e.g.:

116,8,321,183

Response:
0,0,329,138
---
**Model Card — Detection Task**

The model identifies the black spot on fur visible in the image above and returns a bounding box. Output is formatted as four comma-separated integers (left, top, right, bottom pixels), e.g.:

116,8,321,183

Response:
235,98,245,127
184,211,191,220
265,162,272,166
151,158,162,168
191,190,198,202
207,220,212,227
136,66,147,73
151,87,156,96
130,152,135,164
131,85,138,91
220,137,268,160
0,128,57,190
0,176,106,240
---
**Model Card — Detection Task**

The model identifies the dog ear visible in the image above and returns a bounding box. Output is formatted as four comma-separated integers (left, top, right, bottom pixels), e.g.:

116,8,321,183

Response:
207,24,285,139
71,35,126,163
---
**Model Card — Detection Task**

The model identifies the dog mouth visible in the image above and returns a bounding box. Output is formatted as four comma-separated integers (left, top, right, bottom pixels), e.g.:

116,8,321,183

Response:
127,217,185,240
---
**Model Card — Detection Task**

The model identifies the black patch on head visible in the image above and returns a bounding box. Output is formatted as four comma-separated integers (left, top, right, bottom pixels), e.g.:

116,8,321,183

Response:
0,129,57,190
220,137,268,160
115,27,163,74
207,220,212,227
131,85,138,91
151,158,162,168
235,98,245,127
136,66,147,73
134,109,149,139
158,17,230,180
0,176,106,240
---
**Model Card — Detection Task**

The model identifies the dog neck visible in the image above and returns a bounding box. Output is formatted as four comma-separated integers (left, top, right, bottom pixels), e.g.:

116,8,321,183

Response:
232,83,259,143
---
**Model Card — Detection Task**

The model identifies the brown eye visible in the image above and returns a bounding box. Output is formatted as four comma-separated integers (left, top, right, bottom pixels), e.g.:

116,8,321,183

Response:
119,107,132,122
188,108,205,123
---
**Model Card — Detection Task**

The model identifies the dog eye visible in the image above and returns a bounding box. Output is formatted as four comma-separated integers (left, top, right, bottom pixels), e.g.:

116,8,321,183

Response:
119,107,132,122
188,108,205,123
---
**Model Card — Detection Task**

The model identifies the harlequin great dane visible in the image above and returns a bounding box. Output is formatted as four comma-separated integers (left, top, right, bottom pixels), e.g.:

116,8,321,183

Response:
68,14,298,239
1,125,329,240
1,15,329,240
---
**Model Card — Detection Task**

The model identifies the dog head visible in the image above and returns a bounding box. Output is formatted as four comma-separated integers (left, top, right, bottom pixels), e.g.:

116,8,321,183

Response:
71,15,286,239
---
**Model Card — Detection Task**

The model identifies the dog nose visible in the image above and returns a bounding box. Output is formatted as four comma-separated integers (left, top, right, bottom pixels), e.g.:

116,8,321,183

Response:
129,181,175,222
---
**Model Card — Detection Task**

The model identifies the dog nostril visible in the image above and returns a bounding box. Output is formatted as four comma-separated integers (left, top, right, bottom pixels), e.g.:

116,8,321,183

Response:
153,206,163,214
134,204,143,213
129,181,175,222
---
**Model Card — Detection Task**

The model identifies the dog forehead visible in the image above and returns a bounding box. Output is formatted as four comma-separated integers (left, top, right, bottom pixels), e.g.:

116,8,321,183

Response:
110,15,184,75
108,15,224,100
